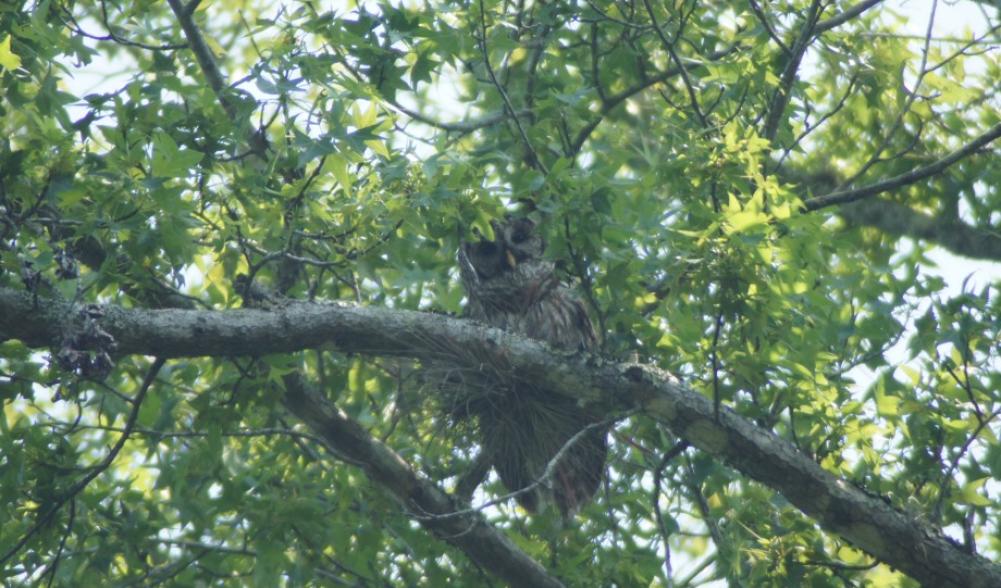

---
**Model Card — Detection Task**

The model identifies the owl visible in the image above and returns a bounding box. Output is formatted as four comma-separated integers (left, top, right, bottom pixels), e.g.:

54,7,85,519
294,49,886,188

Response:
457,216,607,518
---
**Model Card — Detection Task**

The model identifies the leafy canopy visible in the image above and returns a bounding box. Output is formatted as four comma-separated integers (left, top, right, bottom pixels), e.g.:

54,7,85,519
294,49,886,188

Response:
1,0,999,586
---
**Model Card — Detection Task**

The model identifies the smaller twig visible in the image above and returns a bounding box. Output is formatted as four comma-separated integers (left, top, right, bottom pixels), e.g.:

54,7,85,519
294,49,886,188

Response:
563,217,606,347
57,1,188,51
684,457,723,548
45,422,341,449
762,0,823,142
43,499,75,588
931,409,1000,523
710,310,724,419
651,440,691,582
747,0,791,55
388,99,525,134
158,539,255,556
0,358,166,568
582,0,652,30
590,23,608,102
814,0,884,35
640,0,707,127
674,552,716,588
477,0,548,173
942,360,983,422
570,45,739,153
835,0,939,190
774,71,859,171
927,23,1001,74
963,508,977,554
455,451,493,502
801,558,878,571
417,412,632,521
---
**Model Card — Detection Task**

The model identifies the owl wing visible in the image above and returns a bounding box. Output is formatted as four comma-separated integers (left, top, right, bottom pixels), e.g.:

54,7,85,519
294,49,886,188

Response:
515,286,597,352
569,294,598,351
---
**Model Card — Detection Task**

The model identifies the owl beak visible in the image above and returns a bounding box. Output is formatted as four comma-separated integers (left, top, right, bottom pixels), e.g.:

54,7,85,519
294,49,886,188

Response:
505,249,518,269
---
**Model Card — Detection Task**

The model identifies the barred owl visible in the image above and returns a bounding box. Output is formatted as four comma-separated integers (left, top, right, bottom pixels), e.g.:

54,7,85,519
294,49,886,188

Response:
456,216,607,518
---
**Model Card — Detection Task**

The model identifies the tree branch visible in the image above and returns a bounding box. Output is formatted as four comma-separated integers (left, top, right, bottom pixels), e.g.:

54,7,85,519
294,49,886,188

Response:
0,357,166,568
762,0,821,143
571,46,739,154
280,373,565,588
166,0,268,157
477,0,547,173
815,0,885,35
2,288,1000,588
747,0,790,55
802,120,1001,211
387,101,527,134
834,0,938,191
837,198,1001,261
640,0,707,127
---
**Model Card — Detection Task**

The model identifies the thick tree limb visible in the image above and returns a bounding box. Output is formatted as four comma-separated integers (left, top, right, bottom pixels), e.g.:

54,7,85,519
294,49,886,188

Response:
2,287,1000,588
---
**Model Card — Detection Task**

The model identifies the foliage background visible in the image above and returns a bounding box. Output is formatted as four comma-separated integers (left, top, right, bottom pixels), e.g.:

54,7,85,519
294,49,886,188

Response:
1,0,999,585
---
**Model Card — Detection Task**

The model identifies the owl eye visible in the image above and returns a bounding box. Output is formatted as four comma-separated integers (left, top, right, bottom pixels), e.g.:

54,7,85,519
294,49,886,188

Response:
510,224,531,244
475,241,499,256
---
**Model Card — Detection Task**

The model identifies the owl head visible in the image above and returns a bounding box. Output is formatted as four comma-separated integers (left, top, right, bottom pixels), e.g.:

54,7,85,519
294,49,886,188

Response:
458,217,545,284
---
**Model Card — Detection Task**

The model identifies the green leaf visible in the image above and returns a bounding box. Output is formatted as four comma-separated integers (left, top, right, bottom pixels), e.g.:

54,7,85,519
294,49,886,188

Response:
323,153,353,192
0,35,21,71
724,209,769,234
151,131,203,178
875,393,899,417
957,478,991,506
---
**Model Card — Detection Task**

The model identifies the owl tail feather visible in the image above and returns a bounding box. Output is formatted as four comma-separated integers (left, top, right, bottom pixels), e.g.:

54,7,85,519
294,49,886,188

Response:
478,388,608,519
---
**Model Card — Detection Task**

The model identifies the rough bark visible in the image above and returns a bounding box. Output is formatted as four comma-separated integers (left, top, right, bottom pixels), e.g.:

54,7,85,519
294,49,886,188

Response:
2,287,1000,588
